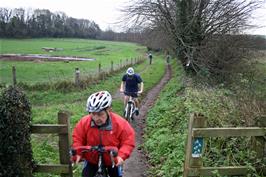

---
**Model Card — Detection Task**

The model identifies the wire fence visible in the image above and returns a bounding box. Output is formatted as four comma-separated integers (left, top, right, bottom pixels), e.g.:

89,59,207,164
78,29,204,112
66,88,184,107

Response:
7,57,145,90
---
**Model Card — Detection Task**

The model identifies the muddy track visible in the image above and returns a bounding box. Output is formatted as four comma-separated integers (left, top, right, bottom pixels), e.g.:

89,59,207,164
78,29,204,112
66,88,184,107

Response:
0,54,95,61
122,65,172,177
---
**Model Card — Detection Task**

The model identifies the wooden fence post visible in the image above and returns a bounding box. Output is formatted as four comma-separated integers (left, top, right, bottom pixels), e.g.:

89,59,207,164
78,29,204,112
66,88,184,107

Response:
12,66,17,86
131,58,133,65
75,68,80,87
120,59,122,68
252,116,266,174
190,113,206,168
98,63,102,80
183,114,195,177
111,61,114,72
183,113,206,177
98,63,101,74
58,111,73,177
134,58,137,64
126,59,129,66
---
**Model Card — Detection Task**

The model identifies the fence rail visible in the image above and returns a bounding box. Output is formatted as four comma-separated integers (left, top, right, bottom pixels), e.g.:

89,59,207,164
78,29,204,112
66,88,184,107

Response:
31,124,68,134
183,113,266,177
31,111,73,177
193,127,265,137
188,166,248,176
33,164,69,173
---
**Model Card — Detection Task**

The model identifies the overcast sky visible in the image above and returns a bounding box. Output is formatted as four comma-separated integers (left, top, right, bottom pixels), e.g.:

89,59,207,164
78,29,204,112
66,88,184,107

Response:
1,0,266,35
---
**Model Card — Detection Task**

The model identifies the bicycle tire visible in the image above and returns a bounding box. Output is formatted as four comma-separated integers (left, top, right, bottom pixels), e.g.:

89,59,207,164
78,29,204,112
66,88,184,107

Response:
129,103,135,120
126,103,132,123
124,104,129,120
94,173,107,177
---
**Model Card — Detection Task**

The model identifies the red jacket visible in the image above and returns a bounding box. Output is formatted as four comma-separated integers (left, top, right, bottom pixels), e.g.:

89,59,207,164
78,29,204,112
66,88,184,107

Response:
72,112,135,166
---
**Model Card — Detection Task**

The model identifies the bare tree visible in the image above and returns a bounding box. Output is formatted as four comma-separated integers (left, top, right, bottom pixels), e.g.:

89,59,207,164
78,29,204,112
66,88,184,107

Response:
122,0,263,74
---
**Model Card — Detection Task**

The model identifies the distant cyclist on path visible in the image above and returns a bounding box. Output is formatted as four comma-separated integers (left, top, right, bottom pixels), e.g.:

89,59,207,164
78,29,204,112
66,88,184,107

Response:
148,52,153,64
120,67,143,116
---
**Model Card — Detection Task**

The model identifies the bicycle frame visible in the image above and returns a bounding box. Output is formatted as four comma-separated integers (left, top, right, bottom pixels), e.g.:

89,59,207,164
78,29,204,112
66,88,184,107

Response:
124,95,136,122
71,145,119,177
95,146,107,176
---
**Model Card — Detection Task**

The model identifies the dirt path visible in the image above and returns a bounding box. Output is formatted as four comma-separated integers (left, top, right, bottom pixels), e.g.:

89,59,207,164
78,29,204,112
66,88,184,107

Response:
114,65,172,177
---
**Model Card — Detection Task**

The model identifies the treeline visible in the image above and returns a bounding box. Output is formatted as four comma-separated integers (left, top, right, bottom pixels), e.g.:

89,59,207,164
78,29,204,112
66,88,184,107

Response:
0,7,150,43
0,8,101,38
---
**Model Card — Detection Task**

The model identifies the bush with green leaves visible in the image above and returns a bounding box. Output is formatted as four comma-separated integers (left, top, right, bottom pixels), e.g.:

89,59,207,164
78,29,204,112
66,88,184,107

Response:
0,86,34,177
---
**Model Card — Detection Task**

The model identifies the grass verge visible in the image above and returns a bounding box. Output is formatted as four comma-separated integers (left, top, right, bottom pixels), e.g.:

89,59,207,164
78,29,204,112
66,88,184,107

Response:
144,61,187,177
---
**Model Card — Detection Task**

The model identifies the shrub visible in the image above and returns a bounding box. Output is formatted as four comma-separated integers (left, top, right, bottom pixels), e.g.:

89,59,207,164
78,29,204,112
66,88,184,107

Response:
197,35,265,83
0,86,34,177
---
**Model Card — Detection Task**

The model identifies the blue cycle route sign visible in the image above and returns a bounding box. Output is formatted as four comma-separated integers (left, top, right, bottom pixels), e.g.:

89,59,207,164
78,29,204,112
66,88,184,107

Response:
192,137,204,157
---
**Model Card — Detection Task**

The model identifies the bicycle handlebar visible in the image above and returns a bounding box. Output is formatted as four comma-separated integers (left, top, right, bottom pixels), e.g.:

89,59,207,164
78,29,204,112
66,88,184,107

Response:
71,145,118,156
121,91,141,96
71,145,119,167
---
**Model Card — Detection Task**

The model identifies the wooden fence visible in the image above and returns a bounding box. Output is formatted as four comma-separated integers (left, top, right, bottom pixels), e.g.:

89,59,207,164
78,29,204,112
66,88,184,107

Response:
31,111,73,177
11,57,144,86
183,113,266,176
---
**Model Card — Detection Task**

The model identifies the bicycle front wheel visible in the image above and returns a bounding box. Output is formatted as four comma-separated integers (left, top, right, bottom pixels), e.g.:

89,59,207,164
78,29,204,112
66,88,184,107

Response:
126,103,132,123
94,173,107,177
129,104,135,120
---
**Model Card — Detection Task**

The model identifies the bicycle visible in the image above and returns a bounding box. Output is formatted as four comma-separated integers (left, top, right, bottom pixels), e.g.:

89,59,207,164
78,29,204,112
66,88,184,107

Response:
123,92,138,123
71,145,123,177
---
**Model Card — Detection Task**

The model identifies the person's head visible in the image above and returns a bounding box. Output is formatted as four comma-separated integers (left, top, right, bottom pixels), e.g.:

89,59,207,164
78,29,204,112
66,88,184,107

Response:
126,67,134,76
86,91,112,126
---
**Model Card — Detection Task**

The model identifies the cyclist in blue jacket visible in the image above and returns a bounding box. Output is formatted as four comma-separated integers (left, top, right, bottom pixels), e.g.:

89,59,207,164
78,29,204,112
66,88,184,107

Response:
120,67,143,116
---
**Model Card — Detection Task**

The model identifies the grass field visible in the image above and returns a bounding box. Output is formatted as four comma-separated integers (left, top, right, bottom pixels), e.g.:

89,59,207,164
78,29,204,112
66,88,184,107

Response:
0,38,146,84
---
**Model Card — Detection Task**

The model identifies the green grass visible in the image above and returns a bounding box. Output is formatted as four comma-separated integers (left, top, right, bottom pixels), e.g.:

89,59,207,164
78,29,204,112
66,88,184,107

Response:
0,38,143,57
144,61,187,177
28,53,166,177
0,38,146,84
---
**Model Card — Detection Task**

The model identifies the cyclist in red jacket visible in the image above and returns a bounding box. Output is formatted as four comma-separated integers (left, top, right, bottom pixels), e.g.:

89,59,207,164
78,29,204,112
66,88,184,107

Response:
72,91,135,177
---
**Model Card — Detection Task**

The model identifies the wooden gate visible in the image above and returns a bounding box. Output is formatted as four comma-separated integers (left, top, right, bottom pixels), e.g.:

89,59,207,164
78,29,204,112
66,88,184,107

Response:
183,113,265,176
31,111,73,177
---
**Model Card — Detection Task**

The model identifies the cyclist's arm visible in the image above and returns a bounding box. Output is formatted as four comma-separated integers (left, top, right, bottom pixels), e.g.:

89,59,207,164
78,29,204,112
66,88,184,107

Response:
118,122,135,161
139,82,143,93
120,81,125,92
72,118,87,163
72,119,87,147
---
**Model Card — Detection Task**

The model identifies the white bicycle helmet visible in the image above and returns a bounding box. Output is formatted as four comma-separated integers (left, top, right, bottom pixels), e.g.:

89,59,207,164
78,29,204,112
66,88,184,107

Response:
86,91,112,112
126,67,134,76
